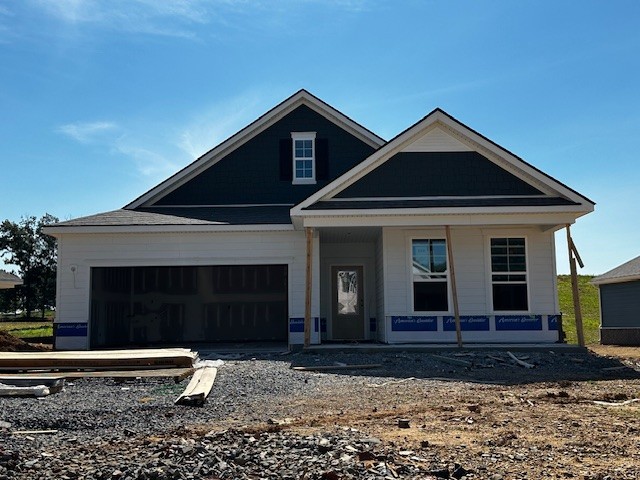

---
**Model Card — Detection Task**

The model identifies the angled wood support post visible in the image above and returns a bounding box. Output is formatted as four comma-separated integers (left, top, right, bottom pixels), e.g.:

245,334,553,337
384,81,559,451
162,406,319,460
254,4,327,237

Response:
445,226,463,348
304,227,313,348
566,224,585,347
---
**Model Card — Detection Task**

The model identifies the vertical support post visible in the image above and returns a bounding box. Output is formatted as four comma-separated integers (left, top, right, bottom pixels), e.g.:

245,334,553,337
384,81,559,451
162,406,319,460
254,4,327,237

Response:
304,227,313,348
445,226,463,348
566,224,585,347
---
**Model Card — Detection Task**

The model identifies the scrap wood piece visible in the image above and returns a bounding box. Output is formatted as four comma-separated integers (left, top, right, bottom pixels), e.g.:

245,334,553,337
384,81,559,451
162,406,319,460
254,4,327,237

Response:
507,351,535,369
0,382,51,397
593,398,640,407
601,366,627,372
0,377,64,394
431,354,472,367
487,354,508,363
367,377,417,388
175,367,217,406
11,429,58,435
429,377,507,385
291,364,382,372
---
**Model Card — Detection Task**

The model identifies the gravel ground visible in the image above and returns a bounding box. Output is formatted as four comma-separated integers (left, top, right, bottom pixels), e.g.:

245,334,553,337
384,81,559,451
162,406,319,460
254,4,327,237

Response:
1,348,640,479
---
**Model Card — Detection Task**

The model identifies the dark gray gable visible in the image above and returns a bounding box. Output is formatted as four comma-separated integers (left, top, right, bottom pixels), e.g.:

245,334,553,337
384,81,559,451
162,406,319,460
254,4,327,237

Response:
152,105,376,207
335,151,545,198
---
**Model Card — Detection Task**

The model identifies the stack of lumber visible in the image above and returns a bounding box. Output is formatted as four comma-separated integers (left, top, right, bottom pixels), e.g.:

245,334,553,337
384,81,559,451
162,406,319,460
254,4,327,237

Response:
0,348,219,405
0,348,197,381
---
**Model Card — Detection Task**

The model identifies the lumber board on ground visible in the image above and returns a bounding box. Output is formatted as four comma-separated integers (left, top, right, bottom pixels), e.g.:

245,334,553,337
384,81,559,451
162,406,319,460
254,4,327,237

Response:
0,367,194,381
0,348,196,371
175,367,217,406
291,364,382,372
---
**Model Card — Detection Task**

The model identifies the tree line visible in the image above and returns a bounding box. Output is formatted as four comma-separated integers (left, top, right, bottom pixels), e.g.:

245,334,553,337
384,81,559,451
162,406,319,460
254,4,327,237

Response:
0,214,58,319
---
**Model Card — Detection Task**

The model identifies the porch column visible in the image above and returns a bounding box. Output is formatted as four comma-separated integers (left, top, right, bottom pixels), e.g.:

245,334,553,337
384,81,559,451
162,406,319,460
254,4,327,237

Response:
566,224,585,347
304,227,313,347
445,226,463,348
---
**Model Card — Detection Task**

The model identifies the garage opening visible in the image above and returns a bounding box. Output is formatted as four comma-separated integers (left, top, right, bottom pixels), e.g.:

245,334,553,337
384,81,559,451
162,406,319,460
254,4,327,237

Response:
89,265,288,348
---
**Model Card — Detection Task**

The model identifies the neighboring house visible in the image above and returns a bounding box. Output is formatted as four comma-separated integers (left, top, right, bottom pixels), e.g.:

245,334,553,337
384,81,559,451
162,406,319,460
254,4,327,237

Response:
592,256,640,345
0,271,22,290
44,90,595,350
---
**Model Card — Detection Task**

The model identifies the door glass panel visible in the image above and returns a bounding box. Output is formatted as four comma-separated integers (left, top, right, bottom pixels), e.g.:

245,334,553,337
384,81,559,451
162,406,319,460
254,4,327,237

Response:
337,270,358,315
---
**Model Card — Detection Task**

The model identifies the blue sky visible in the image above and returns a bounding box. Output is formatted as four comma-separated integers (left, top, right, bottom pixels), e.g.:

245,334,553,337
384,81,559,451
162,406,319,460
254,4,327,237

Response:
1,0,638,275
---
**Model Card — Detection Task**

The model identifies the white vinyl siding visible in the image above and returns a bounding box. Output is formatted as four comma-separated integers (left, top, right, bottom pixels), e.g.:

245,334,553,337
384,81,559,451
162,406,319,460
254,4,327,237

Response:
382,226,559,343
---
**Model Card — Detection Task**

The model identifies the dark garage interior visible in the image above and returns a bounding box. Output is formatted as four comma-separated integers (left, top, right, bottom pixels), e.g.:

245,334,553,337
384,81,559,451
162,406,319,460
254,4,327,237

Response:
89,265,288,348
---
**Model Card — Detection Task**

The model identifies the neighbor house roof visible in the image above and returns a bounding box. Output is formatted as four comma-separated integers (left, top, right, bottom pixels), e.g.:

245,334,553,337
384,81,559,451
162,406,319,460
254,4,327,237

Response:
592,255,640,286
0,271,22,289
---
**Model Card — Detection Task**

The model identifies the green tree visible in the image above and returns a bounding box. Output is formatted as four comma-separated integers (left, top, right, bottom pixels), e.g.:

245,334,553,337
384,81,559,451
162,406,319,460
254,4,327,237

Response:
0,214,58,319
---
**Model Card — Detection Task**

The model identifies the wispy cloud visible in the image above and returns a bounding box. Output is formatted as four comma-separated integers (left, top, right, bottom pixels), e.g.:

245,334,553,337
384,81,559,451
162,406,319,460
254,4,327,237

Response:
53,88,277,180
113,142,181,178
178,91,265,159
29,0,369,39
32,0,209,39
57,120,118,143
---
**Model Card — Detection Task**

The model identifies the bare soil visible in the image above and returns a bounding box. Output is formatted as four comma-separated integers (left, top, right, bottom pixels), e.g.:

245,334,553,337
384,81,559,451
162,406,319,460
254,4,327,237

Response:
223,347,640,479
0,330,50,351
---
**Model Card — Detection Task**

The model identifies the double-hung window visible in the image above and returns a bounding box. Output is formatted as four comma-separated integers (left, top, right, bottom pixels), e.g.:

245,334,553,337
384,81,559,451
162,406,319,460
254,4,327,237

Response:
490,237,528,311
291,132,316,184
412,239,449,312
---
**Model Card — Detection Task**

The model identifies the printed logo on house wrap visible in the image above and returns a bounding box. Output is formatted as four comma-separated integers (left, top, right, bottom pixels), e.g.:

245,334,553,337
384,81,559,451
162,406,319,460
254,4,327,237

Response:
289,318,320,333
443,316,490,331
55,323,88,337
547,315,559,331
495,315,542,331
391,316,437,331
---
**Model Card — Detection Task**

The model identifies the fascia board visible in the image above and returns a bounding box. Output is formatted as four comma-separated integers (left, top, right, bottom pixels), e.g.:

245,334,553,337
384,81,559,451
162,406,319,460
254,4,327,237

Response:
42,224,295,236
300,212,584,228
295,204,592,218
126,90,385,209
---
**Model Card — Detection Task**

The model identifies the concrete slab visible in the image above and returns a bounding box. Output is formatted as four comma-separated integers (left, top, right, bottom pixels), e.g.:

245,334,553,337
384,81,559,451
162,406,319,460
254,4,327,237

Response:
303,343,587,354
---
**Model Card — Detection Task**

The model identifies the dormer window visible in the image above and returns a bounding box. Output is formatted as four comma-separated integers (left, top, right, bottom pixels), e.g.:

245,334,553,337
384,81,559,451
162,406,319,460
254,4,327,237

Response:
292,132,316,184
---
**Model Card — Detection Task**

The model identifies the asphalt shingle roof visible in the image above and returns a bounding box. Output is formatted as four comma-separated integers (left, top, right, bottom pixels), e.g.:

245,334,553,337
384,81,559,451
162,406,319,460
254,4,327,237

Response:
52,206,293,227
0,271,22,283
592,255,640,285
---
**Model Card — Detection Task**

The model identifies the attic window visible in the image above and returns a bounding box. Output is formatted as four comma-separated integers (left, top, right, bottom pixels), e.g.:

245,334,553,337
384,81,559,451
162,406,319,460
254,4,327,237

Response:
292,132,316,184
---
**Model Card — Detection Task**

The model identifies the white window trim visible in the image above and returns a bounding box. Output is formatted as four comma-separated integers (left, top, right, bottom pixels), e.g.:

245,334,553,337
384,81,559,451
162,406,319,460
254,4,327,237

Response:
487,235,531,314
291,132,316,185
408,236,452,314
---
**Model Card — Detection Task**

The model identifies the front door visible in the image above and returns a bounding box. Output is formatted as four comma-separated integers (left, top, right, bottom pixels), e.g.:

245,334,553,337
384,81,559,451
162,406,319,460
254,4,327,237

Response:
331,265,365,340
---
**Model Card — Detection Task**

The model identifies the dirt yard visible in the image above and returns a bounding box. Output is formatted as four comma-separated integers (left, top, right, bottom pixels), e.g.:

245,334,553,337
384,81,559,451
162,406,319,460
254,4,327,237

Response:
229,347,640,479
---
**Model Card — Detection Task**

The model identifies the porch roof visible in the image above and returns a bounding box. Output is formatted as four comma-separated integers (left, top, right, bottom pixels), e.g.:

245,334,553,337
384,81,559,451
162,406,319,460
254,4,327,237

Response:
304,197,578,210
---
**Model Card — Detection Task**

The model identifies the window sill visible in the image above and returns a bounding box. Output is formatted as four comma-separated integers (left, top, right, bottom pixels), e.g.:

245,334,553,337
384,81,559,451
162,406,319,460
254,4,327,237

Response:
293,179,316,185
